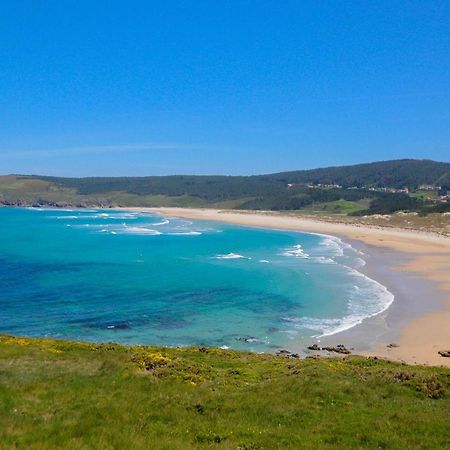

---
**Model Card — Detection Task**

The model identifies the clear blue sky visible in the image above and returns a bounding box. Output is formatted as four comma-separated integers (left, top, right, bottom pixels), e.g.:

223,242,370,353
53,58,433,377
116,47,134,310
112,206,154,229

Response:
1,1,449,176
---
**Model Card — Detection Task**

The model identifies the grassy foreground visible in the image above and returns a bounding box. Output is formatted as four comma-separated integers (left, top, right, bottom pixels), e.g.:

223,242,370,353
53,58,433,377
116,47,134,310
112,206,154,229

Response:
0,335,449,449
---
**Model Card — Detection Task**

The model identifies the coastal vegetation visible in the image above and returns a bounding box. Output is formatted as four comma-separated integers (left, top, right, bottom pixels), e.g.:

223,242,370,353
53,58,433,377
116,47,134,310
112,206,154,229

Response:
1,159,449,215
1,335,449,449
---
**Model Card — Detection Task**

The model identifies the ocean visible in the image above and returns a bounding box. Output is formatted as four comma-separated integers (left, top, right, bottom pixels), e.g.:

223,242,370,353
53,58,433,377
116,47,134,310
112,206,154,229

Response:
0,208,393,352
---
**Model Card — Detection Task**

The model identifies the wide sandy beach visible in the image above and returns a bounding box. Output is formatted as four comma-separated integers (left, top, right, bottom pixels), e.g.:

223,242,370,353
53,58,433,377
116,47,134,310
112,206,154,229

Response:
126,207,450,367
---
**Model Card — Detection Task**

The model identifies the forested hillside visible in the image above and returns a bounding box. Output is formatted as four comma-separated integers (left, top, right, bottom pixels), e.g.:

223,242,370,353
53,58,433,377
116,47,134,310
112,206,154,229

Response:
265,159,450,189
0,159,449,215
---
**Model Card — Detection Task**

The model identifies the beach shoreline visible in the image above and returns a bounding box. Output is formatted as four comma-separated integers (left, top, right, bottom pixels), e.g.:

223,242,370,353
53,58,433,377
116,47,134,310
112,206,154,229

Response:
124,207,450,367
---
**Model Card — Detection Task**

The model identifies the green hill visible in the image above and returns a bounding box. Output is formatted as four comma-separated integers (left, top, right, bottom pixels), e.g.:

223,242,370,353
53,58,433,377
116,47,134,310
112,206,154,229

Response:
1,335,449,449
1,159,449,214
265,159,450,189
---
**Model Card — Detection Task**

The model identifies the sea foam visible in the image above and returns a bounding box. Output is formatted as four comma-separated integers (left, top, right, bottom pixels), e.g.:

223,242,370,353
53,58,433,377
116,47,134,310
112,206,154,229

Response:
282,267,394,337
281,244,309,258
214,253,248,260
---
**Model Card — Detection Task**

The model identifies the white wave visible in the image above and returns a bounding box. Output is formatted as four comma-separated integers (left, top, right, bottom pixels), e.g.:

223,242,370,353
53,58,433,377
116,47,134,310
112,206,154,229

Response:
25,206,74,212
70,212,137,220
281,244,309,258
309,232,368,267
123,227,162,235
282,267,394,338
259,259,270,263
73,223,105,229
27,207,96,212
304,233,351,258
54,212,128,220
166,231,202,236
81,222,160,235
281,243,341,264
80,213,111,219
354,257,366,267
104,213,139,219
283,316,347,337
317,235,348,257
153,219,170,226
311,256,336,264
214,253,248,260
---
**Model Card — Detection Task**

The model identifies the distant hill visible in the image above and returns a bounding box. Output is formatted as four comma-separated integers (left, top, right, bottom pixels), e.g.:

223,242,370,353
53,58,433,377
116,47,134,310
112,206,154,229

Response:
264,159,450,189
0,159,449,215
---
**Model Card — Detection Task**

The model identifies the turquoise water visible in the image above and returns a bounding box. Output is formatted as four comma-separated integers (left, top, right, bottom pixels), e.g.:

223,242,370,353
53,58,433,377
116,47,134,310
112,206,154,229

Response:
0,208,393,352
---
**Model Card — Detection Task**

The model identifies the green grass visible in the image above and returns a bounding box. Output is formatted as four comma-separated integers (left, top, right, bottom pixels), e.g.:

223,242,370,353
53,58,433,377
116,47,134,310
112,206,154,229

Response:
410,190,439,201
297,199,370,215
0,335,449,449
0,177,209,208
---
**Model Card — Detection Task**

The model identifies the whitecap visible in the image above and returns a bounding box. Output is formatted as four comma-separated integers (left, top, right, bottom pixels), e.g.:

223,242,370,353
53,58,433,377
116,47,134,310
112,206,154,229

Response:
103,213,138,219
153,219,170,226
119,226,162,235
214,253,248,260
281,244,309,258
54,209,75,212
311,256,336,264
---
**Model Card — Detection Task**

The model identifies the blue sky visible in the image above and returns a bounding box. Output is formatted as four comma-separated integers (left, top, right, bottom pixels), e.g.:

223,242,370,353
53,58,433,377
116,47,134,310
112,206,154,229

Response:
1,1,449,176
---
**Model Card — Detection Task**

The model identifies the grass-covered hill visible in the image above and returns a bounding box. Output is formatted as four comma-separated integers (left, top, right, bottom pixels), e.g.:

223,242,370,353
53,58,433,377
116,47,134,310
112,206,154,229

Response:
1,159,449,214
0,335,449,449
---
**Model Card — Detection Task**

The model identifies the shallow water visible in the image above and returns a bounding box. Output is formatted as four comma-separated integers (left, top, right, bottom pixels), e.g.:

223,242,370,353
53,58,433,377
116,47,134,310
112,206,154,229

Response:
0,208,393,352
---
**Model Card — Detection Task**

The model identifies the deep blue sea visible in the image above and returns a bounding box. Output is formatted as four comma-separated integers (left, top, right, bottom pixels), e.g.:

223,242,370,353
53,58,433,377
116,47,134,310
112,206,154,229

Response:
0,208,393,352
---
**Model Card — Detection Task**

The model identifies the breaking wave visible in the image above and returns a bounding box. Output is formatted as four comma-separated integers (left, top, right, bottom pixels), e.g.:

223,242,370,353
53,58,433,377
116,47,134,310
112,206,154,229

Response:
281,244,309,258
214,253,249,260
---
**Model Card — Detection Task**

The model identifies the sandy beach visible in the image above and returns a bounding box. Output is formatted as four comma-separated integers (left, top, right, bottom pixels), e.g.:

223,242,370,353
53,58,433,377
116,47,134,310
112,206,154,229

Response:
126,207,450,367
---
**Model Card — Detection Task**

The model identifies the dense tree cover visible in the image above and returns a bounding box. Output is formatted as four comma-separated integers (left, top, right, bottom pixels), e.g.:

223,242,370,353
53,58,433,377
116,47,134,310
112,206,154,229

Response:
38,159,449,198
265,159,450,189
238,187,378,211
349,193,423,216
423,202,450,214
2,159,448,214
40,175,283,201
